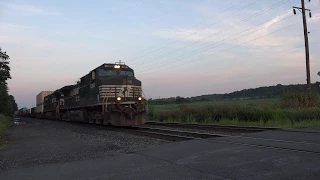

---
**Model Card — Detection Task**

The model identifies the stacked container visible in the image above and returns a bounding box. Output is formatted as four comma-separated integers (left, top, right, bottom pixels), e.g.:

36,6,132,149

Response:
36,91,53,113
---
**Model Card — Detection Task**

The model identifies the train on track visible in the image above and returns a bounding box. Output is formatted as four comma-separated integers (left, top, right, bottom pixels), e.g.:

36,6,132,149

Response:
18,62,147,126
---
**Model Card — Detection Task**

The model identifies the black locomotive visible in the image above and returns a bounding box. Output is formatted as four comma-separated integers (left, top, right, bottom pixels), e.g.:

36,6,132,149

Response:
41,62,146,126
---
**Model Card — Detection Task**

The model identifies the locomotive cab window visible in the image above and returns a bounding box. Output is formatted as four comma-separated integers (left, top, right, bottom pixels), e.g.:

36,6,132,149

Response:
99,68,134,77
91,71,96,80
119,70,134,77
99,69,117,77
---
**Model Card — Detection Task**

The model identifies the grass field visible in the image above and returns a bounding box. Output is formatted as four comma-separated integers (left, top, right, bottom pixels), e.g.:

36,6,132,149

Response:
0,114,12,147
150,98,280,113
147,98,320,128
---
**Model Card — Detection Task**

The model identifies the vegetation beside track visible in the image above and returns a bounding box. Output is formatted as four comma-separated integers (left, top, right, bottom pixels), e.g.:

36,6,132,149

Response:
0,114,12,147
147,91,320,128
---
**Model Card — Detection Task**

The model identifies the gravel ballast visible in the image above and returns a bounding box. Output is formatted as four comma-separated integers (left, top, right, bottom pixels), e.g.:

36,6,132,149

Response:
0,117,168,170
140,124,245,136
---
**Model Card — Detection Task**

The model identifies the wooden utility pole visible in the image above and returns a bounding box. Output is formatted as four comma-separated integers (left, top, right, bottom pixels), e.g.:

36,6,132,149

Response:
293,0,312,91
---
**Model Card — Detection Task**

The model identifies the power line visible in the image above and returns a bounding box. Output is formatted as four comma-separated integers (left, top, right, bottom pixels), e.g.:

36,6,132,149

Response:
194,41,319,80
128,0,260,63
128,0,235,56
138,20,302,76
133,0,290,68
139,11,295,73
140,41,319,82
141,14,320,75
135,0,291,70
250,41,318,58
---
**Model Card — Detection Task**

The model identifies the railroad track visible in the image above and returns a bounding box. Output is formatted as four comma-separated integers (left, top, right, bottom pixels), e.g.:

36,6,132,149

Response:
21,117,320,154
124,126,225,141
127,126,320,154
145,121,278,133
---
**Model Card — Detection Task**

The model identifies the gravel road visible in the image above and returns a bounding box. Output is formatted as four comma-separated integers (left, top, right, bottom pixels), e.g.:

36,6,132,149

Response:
0,117,168,171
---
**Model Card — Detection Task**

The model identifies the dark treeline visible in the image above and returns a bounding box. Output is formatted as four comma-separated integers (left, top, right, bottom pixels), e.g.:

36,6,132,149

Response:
0,47,18,116
149,82,320,105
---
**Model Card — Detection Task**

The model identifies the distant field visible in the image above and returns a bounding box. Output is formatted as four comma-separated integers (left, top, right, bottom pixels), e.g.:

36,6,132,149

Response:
0,114,11,147
147,98,320,128
150,98,280,113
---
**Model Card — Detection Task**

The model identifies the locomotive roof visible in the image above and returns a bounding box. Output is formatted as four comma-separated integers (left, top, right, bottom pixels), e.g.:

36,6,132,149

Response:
79,63,133,80
45,63,134,98
51,85,75,95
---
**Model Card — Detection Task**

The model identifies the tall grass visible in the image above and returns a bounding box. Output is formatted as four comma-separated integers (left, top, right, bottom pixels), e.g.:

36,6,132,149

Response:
147,92,320,128
0,114,11,146
279,90,320,108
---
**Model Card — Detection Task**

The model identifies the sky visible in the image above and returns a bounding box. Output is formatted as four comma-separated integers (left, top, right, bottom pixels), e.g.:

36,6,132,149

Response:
0,0,320,108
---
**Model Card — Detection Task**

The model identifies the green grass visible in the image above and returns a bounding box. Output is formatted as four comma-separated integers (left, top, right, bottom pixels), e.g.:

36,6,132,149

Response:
0,114,12,147
147,98,320,128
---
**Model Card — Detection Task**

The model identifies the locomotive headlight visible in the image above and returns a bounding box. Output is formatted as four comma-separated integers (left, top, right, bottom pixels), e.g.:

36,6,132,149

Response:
114,65,120,68
138,97,142,101
116,97,121,101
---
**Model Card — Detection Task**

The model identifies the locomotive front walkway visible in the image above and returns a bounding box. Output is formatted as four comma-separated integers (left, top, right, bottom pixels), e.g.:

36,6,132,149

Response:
1,117,320,180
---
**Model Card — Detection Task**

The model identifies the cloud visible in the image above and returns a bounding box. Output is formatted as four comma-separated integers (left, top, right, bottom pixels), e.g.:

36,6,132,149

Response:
91,34,106,39
152,8,298,47
309,14,320,23
0,22,35,29
153,27,221,43
120,1,143,8
263,10,291,29
0,2,62,16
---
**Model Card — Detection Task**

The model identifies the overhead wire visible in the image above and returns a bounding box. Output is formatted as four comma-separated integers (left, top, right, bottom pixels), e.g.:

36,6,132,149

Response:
136,1,318,85
138,20,304,76
139,11,295,73
134,0,292,70
249,41,318,58
199,41,320,80
141,41,318,82
139,8,318,75
128,0,260,63
128,0,235,57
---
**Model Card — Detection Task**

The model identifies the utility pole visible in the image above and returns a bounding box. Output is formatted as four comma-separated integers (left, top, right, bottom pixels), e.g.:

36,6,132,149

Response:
293,0,312,91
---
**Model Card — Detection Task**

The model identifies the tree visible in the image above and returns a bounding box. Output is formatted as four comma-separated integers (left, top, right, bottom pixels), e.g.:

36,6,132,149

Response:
176,96,186,104
0,47,11,82
0,47,17,116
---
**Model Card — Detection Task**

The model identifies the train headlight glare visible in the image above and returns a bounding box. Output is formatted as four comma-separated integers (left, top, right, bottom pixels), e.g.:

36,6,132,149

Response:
116,97,121,101
138,97,142,101
114,65,120,68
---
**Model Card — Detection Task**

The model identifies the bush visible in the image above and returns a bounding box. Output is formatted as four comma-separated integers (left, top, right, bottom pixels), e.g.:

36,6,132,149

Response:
0,114,12,146
152,101,320,127
279,90,320,108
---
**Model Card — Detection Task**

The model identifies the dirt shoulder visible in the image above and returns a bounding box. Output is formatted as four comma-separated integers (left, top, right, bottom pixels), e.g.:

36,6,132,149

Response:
0,117,167,171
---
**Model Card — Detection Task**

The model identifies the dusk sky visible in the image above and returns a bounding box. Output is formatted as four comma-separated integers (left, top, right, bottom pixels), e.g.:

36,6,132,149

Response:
1,0,320,108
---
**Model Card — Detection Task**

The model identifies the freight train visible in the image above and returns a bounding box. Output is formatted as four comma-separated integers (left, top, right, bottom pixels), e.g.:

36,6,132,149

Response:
19,62,146,126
